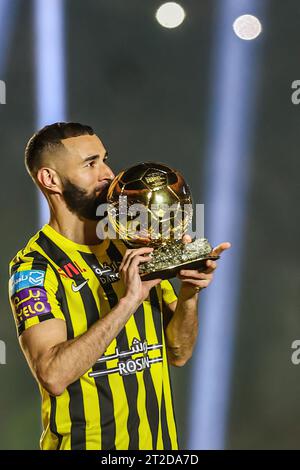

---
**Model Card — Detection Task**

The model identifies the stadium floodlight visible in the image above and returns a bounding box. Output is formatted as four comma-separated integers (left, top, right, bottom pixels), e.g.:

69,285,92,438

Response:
155,2,185,29
233,14,262,40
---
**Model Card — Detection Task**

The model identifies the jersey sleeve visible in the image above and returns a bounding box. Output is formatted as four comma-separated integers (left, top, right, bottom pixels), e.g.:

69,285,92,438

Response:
8,255,65,336
161,279,178,305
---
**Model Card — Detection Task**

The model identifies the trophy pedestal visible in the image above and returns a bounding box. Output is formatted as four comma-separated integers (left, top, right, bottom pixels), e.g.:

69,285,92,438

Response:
140,254,219,280
139,238,219,281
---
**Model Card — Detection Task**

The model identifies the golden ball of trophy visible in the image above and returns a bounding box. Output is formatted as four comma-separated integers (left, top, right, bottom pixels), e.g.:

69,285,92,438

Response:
107,162,193,245
107,162,219,280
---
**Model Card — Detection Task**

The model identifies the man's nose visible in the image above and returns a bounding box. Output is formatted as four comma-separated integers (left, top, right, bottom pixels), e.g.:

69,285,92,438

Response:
100,163,115,181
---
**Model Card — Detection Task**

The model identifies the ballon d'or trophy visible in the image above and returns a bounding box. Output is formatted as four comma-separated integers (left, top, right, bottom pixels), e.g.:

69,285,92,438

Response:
107,162,219,280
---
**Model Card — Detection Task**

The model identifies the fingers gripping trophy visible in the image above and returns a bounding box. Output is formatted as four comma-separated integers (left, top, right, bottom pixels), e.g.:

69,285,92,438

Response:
106,162,219,280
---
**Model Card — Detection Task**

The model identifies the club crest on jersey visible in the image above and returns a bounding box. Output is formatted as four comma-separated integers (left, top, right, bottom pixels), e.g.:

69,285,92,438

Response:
9,270,45,295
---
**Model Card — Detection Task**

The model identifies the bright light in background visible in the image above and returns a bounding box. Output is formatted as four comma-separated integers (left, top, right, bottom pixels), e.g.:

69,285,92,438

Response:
233,14,262,40
187,0,266,450
34,0,67,226
156,2,185,29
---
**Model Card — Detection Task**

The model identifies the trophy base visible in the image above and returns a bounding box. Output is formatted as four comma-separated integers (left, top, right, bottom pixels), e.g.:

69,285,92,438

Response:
140,254,220,281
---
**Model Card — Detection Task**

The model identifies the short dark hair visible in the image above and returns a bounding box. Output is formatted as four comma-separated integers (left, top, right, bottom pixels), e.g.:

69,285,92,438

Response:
25,122,94,179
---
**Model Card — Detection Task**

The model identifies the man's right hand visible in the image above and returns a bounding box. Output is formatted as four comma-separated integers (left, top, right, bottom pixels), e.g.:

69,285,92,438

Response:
119,247,162,310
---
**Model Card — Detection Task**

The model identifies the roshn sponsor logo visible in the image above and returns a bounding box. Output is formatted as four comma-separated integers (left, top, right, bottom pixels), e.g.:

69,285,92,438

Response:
89,338,163,378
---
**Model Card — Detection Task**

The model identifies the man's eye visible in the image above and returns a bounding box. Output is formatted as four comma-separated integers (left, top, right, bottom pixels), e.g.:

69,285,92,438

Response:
87,161,95,167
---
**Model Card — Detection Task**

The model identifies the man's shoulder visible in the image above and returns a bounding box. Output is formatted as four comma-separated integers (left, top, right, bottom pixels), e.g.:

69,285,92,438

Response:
9,227,47,275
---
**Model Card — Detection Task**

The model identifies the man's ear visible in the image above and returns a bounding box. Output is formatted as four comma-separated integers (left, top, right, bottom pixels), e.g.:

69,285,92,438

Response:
36,167,63,194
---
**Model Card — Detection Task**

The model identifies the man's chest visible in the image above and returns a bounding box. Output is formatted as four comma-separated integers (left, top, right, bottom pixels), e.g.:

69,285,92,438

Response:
57,255,122,290
49,248,158,338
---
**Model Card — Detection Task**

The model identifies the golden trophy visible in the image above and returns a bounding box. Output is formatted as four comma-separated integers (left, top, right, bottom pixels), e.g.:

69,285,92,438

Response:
107,162,219,280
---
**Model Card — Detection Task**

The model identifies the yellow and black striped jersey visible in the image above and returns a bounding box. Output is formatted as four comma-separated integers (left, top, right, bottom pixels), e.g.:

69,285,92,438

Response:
8,224,179,450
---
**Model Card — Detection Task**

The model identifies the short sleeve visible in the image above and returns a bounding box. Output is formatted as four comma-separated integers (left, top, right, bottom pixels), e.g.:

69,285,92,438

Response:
8,257,65,336
161,279,178,305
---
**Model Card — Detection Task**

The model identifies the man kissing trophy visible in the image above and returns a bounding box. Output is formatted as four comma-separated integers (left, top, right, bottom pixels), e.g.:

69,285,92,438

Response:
106,162,220,280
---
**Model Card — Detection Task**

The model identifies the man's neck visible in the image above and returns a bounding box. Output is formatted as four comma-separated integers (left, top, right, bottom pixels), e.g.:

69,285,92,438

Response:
48,213,100,246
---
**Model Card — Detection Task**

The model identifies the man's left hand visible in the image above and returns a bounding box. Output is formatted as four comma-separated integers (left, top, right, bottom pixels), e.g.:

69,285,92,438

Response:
176,235,231,298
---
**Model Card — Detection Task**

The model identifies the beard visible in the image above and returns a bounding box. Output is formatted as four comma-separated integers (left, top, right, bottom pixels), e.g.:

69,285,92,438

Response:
62,178,111,221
